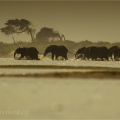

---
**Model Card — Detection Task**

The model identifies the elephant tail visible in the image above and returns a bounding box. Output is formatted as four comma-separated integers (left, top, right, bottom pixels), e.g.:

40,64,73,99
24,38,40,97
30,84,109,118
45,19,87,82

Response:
37,50,43,54
38,52,43,54
68,51,75,55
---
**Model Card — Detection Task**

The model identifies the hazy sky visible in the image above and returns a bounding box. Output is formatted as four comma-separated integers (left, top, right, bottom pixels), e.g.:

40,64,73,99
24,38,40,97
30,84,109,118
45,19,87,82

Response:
0,1,120,43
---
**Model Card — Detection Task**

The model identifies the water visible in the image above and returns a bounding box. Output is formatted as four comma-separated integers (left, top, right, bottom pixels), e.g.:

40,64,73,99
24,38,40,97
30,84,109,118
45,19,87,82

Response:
0,58,120,119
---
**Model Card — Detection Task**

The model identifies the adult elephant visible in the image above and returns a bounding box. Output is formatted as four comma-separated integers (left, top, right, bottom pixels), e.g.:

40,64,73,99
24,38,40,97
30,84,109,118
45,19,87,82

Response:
14,47,40,60
84,46,110,61
109,45,120,61
75,47,86,59
44,45,74,60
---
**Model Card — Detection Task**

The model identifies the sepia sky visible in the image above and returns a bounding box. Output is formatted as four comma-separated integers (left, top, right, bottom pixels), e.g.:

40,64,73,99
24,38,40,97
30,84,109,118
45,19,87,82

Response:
0,1,120,43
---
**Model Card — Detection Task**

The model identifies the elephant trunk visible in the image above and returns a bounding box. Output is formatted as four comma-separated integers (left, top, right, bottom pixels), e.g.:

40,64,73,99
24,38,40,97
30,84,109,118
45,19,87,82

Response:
75,52,78,58
44,49,49,57
14,52,17,59
44,51,47,57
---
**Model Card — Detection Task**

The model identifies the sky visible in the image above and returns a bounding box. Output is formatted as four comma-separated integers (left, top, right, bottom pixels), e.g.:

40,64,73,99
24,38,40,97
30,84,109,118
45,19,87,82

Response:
0,1,120,43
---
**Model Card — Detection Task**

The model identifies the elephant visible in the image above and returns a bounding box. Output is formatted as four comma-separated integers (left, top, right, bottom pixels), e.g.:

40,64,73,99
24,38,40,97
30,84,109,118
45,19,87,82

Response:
84,46,110,61
109,45,120,61
14,47,40,60
44,45,74,60
75,47,86,59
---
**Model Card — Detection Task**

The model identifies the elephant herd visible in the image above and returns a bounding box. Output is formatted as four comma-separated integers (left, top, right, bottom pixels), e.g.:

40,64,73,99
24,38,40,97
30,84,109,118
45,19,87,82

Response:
75,45,120,61
14,45,120,61
14,45,73,60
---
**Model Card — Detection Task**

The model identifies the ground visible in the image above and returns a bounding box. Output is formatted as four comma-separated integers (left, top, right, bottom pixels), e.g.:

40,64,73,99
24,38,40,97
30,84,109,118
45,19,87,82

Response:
0,58,120,119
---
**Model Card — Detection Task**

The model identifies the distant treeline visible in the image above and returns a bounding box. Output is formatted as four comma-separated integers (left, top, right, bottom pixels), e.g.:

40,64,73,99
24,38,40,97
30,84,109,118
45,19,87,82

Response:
0,40,120,58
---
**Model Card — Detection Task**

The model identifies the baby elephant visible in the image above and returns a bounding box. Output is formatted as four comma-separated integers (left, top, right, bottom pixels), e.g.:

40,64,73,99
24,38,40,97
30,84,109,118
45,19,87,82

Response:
14,47,40,60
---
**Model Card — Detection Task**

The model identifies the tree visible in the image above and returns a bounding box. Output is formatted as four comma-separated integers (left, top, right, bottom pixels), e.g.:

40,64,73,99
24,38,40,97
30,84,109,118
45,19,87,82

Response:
36,27,65,42
0,19,36,41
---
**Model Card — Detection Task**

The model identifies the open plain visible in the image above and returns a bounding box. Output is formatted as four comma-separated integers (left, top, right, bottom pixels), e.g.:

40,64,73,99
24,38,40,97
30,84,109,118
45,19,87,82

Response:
0,58,120,119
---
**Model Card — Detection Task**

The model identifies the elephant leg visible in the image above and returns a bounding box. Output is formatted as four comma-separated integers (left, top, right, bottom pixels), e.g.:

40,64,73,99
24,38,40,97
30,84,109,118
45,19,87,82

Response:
51,53,54,60
55,55,59,60
108,55,112,61
114,56,118,61
94,56,98,61
36,57,40,60
94,57,97,61
104,58,107,61
28,55,33,60
114,54,118,61
82,54,86,60
116,57,119,61
25,55,32,60
33,55,40,60
106,57,109,61
111,54,114,61
63,54,68,60
116,53,120,61
36,54,40,60
101,58,104,61
91,55,96,60
19,54,24,60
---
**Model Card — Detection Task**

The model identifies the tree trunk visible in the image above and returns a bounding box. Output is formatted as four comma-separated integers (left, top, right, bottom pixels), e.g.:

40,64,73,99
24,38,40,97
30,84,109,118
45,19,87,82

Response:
29,29,34,41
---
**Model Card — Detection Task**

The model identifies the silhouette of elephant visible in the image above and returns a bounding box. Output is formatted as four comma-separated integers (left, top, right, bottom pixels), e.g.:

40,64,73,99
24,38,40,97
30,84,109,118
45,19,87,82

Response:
14,47,40,60
44,45,74,60
109,45,120,61
75,47,86,59
84,46,110,61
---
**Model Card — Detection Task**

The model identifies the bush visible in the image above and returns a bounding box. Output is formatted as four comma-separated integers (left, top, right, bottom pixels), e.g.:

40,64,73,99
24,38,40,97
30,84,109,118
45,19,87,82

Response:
0,39,119,58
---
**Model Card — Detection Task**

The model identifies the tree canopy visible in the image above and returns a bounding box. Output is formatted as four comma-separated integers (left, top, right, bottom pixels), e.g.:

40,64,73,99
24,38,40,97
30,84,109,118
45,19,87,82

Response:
0,19,36,41
36,27,65,42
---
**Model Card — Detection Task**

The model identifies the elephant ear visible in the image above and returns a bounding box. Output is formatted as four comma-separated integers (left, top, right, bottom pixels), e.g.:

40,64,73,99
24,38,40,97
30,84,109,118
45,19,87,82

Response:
50,45,53,52
49,45,53,51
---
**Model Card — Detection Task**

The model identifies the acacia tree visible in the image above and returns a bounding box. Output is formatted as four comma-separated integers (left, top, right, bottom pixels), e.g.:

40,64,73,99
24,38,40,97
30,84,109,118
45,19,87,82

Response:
0,19,36,41
36,27,65,41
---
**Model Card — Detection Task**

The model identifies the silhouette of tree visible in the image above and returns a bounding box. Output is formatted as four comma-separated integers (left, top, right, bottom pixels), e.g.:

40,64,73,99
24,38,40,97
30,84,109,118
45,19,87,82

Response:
0,19,36,41
36,27,65,41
